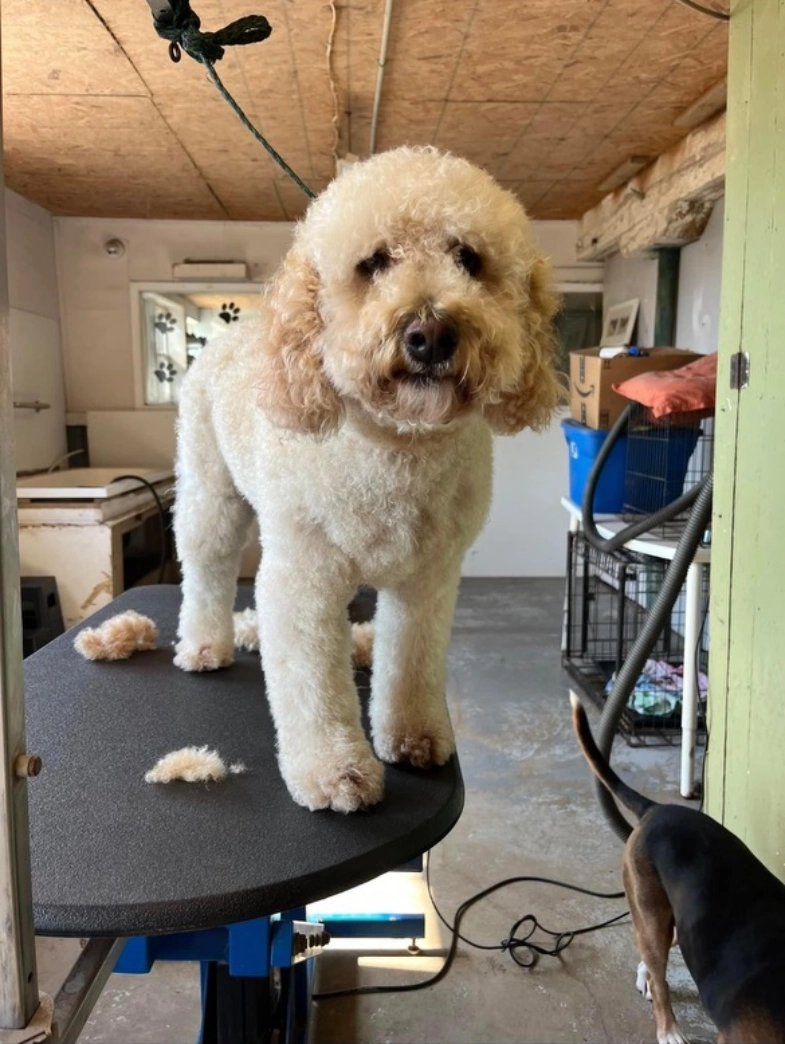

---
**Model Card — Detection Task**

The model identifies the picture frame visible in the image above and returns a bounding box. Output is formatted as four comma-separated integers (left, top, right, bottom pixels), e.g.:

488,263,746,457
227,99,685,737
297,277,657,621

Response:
600,298,640,348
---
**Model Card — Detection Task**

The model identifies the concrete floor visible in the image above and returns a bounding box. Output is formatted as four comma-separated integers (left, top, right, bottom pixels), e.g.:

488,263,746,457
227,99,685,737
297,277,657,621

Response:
36,578,714,1043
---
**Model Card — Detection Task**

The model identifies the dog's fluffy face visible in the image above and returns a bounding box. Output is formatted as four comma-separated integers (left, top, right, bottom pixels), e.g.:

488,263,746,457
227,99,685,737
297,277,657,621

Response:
261,147,562,436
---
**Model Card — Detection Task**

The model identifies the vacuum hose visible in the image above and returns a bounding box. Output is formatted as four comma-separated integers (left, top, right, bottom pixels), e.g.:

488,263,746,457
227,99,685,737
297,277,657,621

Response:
580,405,704,552
578,406,714,839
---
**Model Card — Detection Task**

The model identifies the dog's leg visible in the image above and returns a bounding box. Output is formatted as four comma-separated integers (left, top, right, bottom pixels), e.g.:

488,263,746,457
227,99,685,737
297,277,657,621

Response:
624,836,688,1044
173,387,253,672
369,562,460,768
256,553,384,813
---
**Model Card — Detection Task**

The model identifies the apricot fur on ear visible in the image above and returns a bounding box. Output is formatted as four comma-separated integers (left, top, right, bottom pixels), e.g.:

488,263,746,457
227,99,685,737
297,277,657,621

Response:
256,252,344,435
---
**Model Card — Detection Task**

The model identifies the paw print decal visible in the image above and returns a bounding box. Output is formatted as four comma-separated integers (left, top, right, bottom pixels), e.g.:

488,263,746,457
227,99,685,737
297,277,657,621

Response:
153,361,177,383
153,311,177,334
219,302,241,324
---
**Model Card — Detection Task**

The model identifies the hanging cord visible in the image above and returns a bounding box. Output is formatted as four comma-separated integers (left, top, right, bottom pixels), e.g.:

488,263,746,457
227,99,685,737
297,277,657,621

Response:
114,475,170,584
313,859,628,1000
676,0,730,20
145,0,315,200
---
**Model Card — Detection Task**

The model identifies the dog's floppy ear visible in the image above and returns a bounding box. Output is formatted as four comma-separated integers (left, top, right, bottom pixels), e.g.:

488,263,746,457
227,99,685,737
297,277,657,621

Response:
256,251,344,435
484,257,566,435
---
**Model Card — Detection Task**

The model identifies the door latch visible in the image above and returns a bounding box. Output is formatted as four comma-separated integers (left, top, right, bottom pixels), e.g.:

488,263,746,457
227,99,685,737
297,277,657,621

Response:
729,351,750,390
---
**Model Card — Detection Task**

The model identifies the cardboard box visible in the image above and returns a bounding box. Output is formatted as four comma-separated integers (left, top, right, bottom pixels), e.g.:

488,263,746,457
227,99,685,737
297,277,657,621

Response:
569,347,701,430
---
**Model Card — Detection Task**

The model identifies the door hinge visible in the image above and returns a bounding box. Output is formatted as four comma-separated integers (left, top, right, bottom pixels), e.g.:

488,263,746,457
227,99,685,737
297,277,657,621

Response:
730,351,750,390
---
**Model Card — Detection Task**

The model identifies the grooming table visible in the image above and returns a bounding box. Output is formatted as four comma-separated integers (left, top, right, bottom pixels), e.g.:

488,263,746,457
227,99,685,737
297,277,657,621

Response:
23,586,464,1043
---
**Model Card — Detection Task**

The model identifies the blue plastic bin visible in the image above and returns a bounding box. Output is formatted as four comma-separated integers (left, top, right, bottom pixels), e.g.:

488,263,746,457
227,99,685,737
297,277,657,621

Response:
561,418,628,514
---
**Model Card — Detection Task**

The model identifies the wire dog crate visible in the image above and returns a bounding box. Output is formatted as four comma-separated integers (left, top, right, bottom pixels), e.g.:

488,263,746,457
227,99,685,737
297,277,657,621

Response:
622,404,715,539
562,531,709,746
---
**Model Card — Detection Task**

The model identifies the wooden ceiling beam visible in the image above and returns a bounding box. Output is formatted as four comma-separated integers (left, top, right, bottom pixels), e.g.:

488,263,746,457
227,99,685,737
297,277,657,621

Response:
577,110,726,261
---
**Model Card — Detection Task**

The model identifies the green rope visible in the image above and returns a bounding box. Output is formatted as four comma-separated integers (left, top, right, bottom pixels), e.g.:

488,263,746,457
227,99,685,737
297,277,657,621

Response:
148,0,315,200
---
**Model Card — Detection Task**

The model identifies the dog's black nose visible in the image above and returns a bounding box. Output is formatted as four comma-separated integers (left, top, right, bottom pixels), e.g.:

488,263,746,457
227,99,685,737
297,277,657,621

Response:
403,315,458,366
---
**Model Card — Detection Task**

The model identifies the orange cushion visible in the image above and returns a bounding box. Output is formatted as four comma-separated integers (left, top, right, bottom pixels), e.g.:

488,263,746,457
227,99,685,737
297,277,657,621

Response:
613,352,717,420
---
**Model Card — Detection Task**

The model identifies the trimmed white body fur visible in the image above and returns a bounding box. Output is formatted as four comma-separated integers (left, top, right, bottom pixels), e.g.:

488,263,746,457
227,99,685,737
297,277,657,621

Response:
174,147,561,813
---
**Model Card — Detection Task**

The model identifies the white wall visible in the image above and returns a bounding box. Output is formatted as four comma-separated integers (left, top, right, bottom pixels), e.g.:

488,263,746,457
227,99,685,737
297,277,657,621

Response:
464,220,601,576
603,251,659,348
54,214,596,577
54,217,294,413
600,198,725,358
6,189,66,472
675,197,724,355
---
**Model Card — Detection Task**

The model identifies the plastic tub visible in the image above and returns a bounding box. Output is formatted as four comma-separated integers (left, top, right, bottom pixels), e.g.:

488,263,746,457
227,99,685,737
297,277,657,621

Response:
561,418,628,514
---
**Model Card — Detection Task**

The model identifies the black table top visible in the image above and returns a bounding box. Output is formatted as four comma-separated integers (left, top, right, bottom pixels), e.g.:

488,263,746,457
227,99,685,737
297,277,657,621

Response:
24,586,463,937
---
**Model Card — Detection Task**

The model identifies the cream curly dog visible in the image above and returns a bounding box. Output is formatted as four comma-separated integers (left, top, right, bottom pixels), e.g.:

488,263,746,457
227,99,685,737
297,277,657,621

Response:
173,146,561,813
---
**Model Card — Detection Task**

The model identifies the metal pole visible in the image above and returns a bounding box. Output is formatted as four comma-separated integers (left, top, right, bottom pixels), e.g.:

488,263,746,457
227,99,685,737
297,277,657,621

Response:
680,561,702,799
0,7,41,1026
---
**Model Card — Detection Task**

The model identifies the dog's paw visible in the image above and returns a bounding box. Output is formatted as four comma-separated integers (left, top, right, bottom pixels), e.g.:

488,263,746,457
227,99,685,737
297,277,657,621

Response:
373,717,455,768
636,960,652,1001
284,749,384,814
173,641,234,672
657,1027,688,1044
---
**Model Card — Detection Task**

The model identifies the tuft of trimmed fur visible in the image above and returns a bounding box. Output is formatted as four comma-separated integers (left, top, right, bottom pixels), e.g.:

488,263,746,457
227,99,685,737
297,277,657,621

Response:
233,608,260,651
75,611,158,661
234,608,374,667
144,745,248,784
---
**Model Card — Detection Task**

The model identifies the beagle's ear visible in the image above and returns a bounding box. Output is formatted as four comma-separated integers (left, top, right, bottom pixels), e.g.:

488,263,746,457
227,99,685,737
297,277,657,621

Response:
484,256,566,435
256,251,344,435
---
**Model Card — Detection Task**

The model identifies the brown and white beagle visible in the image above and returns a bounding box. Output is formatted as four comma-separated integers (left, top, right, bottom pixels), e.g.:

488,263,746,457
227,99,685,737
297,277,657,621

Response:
571,693,785,1044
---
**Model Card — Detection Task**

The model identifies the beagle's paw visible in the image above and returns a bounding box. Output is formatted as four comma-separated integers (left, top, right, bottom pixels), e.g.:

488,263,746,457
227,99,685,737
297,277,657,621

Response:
636,960,652,1001
657,1027,689,1044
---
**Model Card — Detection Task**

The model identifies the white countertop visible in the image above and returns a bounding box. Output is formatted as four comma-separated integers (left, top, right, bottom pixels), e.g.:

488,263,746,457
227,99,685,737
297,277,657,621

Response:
17,467,174,501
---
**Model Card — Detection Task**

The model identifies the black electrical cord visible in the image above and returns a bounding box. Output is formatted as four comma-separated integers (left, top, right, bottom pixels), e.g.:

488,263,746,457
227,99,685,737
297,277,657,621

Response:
114,474,170,584
676,0,730,20
312,860,628,1000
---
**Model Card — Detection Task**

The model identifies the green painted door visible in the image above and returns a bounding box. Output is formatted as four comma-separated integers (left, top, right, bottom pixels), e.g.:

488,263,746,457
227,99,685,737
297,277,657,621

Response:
706,0,785,879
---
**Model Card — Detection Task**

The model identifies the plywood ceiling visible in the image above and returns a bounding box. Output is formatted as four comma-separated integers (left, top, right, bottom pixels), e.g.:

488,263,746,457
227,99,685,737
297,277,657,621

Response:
1,0,728,222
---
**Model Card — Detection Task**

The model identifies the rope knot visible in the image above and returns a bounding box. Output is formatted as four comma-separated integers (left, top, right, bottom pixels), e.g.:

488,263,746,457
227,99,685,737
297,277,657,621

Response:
150,1,272,63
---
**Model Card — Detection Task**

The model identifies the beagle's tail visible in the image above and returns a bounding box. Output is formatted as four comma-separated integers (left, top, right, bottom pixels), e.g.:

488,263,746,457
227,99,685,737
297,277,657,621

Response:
570,693,656,822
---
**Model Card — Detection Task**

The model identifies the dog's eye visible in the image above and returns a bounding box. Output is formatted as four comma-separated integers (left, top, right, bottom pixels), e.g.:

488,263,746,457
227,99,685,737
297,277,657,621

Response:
455,244,483,278
356,250,391,279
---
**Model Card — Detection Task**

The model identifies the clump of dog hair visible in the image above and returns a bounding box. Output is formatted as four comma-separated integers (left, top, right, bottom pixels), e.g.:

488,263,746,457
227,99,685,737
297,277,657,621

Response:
74,610,158,661
233,608,259,651
144,746,248,784
233,608,374,667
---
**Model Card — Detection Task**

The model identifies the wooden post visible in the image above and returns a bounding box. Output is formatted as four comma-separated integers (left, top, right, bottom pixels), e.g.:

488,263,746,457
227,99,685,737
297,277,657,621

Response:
654,247,681,347
0,10,40,1028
